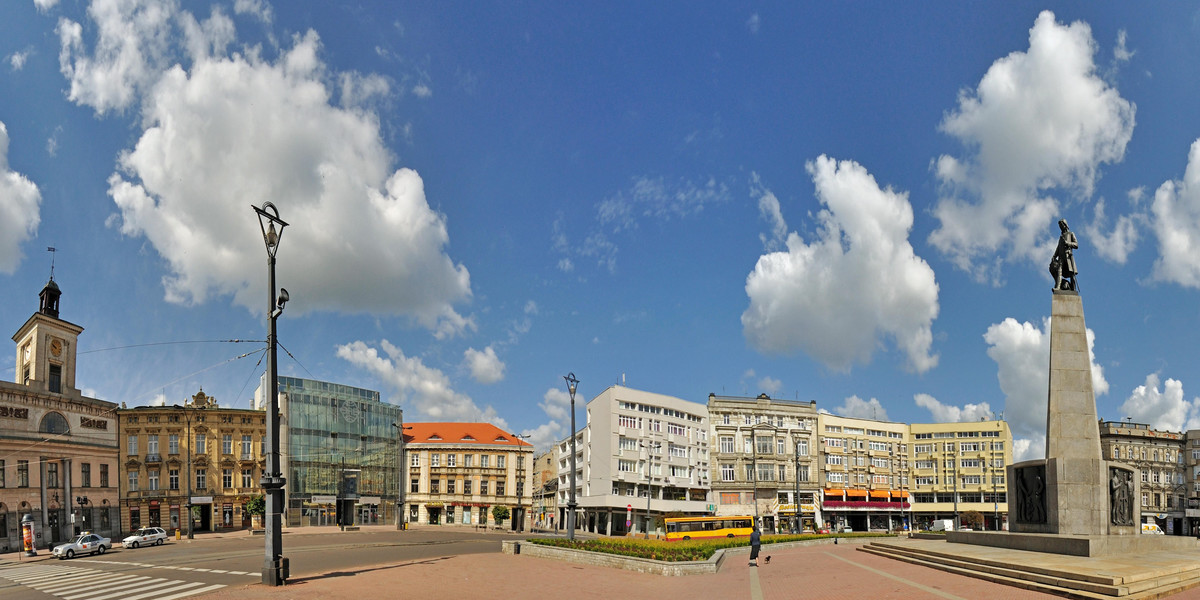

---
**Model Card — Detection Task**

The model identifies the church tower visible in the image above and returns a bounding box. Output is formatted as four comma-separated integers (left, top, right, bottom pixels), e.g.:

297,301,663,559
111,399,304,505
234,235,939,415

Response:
12,277,84,397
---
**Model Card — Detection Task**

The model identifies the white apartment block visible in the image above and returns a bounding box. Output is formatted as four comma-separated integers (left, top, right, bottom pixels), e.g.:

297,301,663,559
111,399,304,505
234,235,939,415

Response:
558,385,711,537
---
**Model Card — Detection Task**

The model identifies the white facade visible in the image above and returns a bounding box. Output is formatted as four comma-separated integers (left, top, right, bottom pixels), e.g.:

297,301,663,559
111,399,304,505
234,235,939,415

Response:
559,385,710,537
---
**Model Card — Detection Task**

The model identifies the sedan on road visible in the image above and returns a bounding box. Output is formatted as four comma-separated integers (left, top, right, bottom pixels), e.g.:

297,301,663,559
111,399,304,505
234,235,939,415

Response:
53,532,111,559
122,526,169,548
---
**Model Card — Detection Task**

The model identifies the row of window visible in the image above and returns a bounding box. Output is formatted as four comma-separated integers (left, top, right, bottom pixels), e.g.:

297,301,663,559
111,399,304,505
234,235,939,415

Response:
1111,445,1182,464
718,463,812,483
127,468,255,492
913,476,1006,486
823,426,904,439
714,413,816,431
0,459,111,488
413,477,524,497
615,415,709,441
912,431,1001,439
128,433,259,457
412,453,524,469
719,436,811,456
912,442,1005,453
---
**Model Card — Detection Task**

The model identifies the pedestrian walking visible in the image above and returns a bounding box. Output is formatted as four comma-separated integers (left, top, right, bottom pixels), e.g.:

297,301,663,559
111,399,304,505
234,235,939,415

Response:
749,527,761,566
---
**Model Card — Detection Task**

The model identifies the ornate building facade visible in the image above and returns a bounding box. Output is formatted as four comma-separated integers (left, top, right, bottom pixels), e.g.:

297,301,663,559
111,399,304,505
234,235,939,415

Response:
404,422,533,529
118,390,266,534
0,278,119,551
1099,420,1186,535
708,393,820,532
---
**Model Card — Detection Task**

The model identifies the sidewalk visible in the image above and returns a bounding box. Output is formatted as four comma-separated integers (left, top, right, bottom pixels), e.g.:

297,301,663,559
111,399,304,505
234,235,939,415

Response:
195,539,1079,600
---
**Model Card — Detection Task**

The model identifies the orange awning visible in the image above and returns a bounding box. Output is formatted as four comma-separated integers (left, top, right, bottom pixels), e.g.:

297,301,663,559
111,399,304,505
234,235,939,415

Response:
891,490,910,499
823,488,845,497
845,488,868,497
869,490,890,499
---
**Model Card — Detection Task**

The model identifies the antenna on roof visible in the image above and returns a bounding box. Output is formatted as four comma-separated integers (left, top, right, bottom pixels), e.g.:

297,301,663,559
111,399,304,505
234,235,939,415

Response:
47,246,56,280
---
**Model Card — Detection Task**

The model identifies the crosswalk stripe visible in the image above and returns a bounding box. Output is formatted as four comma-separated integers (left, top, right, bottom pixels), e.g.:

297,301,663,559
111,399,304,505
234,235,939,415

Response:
110,580,208,600
11,569,96,584
154,584,226,600
57,577,163,598
38,574,149,594
65,578,180,600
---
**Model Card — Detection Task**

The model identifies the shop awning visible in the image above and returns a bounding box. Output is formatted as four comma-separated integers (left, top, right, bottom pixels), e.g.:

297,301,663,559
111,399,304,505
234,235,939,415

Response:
891,490,910,499
823,489,845,497
845,489,868,497
869,490,890,499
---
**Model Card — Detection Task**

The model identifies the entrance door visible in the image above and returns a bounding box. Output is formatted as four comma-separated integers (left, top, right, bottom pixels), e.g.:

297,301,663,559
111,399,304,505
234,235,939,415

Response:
47,510,61,544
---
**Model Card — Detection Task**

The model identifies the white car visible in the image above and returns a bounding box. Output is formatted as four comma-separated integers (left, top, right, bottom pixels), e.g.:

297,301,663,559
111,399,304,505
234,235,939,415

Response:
53,533,111,559
122,527,169,548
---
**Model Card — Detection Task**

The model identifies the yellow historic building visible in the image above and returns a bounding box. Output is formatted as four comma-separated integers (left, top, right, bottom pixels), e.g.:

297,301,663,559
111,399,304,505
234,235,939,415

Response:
909,420,1012,530
117,390,266,534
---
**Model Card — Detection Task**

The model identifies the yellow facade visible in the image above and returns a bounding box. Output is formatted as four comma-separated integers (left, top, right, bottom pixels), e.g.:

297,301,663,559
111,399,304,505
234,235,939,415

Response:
909,420,1012,530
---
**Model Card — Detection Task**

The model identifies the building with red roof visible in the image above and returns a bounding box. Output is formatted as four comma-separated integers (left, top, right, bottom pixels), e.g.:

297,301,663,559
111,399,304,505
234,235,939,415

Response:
403,422,534,529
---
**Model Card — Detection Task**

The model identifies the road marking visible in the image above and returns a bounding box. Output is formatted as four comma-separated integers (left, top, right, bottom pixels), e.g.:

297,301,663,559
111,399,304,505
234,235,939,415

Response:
748,565,764,600
826,551,969,600
0,563,226,600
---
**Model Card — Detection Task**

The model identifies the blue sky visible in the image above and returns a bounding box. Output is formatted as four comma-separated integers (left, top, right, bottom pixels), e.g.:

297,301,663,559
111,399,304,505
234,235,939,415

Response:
5,1,1200,459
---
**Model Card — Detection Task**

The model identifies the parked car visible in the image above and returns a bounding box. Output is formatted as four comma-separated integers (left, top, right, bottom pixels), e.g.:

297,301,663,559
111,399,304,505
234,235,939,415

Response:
53,532,111,559
122,527,168,548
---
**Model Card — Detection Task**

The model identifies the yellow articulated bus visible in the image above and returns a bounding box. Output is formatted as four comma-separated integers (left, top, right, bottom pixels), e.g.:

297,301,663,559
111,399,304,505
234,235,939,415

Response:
664,516,755,541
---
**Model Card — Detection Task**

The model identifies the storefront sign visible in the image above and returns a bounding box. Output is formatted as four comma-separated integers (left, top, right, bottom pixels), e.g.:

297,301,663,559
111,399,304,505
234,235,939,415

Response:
191,496,213,504
360,496,381,505
311,495,336,504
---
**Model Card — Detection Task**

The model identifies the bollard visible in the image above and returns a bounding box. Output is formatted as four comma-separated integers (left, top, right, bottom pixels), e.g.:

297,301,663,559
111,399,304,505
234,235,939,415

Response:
176,528,181,540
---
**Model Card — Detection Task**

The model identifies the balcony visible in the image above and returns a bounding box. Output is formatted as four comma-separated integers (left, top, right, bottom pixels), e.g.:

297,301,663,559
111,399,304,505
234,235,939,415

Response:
145,454,162,463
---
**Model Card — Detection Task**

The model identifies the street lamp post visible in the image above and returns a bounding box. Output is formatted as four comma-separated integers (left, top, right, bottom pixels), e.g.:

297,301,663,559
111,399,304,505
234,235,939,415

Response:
254,201,289,586
640,441,660,539
392,422,411,530
794,440,802,534
75,496,88,535
172,404,194,539
952,445,959,530
563,373,579,542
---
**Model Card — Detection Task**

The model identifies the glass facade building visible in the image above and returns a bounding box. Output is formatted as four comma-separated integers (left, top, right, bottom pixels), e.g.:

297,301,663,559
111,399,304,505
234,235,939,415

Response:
257,376,402,527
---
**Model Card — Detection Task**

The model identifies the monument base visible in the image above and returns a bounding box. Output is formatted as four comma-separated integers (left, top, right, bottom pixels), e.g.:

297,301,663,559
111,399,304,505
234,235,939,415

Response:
947,530,1199,557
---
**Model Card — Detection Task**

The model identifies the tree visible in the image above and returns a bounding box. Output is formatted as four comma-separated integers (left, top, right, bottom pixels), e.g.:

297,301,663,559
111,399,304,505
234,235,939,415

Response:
961,510,984,530
492,505,510,527
246,495,265,517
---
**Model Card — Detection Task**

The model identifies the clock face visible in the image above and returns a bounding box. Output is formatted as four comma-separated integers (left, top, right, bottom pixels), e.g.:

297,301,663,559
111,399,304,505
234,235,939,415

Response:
50,339,63,357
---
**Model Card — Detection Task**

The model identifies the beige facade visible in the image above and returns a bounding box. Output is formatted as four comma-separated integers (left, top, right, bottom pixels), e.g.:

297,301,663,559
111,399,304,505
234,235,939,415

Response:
708,393,819,532
817,414,910,532
1099,420,1186,534
118,390,266,534
909,420,1011,531
531,448,557,530
1,279,120,552
403,423,534,530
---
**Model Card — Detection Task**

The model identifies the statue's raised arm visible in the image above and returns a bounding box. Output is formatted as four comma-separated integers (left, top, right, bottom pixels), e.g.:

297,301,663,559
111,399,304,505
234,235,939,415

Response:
1049,218,1078,291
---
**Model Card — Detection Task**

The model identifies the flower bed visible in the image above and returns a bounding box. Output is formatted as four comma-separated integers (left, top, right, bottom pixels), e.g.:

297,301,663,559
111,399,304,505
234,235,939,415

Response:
527,532,888,562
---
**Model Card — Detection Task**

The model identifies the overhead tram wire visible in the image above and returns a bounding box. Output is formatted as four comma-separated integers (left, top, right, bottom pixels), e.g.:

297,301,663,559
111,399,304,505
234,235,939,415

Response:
78,339,265,354
276,341,315,379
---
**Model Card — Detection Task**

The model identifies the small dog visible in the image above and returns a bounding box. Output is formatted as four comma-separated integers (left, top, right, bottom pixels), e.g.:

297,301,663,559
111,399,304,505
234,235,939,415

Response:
765,556,771,565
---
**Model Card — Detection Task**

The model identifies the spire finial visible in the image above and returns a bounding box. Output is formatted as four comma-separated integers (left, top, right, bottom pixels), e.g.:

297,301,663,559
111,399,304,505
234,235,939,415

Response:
47,246,56,280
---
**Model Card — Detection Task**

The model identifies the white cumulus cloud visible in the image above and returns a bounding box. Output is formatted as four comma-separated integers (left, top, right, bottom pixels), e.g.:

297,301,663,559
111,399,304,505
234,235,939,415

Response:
1149,140,1200,288
832,395,889,421
914,393,994,423
1085,197,1142,264
928,11,1135,282
1118,373,1200,433
463,346,505,384
60,2,473,334
337,340,507,428
742,155,939,373
0,121,42,274
984,316,1108,461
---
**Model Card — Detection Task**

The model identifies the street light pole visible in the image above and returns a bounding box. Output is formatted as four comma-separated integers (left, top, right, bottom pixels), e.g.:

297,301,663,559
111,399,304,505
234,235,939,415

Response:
254,201,289,586
392,422,410,530
172,404,194,539
640,440,660,539
563,373,579,542
794,440,801,534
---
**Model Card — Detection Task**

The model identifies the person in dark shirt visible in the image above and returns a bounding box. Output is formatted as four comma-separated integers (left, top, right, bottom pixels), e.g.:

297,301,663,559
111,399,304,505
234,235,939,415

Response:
749,527,761,566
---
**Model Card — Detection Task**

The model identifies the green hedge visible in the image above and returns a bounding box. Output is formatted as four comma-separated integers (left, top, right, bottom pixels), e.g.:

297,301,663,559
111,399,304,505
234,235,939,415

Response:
526,532,890,562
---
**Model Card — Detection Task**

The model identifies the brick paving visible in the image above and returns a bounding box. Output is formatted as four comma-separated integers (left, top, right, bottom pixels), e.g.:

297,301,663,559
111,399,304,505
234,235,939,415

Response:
195,538,1076,600
15,528,1200,599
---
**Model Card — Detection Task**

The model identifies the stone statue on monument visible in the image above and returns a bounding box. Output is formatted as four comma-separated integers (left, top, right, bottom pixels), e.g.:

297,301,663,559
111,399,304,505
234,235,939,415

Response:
1049,218,1078,291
